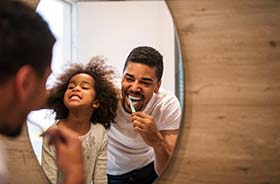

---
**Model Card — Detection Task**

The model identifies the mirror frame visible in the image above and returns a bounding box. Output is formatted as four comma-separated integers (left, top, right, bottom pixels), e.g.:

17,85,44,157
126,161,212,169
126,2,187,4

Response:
23,0,185,184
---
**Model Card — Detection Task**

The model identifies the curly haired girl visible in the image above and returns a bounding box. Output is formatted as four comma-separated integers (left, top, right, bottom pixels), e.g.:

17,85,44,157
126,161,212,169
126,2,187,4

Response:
41,56,119,184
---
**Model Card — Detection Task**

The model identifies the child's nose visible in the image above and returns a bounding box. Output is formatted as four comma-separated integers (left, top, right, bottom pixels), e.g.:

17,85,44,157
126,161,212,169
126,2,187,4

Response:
72,86,81,91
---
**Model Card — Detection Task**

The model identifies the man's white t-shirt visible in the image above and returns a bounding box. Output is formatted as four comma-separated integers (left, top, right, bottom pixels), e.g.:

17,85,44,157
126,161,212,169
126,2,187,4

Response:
107,88,181,175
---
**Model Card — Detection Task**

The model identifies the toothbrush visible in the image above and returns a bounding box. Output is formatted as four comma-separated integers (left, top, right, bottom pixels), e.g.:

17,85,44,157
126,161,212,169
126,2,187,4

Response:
128,96,136,112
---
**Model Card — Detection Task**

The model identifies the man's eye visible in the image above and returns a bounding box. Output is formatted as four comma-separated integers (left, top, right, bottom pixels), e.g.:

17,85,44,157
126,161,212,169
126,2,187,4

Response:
125,77,134,82
141,81,152,86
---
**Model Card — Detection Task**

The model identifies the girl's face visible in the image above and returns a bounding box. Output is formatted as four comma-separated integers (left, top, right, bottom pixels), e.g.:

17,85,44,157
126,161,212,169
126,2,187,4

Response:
63,73,98,110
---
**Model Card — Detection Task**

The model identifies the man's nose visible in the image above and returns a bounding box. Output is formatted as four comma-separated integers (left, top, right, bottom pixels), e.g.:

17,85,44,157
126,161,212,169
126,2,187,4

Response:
130,81,141,92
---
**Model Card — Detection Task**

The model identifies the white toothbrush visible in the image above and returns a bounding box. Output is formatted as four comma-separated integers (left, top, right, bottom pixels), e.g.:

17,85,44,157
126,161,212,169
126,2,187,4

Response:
128,96,136,112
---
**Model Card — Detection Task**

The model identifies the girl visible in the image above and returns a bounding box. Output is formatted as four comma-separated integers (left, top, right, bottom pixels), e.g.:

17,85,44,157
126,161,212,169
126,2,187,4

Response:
42,56,119,184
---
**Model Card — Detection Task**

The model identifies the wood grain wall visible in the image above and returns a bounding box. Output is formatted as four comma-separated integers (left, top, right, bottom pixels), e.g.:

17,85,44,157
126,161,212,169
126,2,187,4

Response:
160,0,280,184
1,0,279,183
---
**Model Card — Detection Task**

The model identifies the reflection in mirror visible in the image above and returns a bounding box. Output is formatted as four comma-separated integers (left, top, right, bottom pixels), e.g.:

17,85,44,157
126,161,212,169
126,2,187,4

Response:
27,0,184,183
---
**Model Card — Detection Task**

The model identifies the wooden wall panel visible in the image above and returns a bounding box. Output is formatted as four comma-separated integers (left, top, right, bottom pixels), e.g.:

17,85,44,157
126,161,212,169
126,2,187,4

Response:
160,0,280,184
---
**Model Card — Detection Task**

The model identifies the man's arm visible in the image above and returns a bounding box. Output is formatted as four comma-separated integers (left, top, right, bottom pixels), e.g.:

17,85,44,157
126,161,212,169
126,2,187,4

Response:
153,129,178,174
131,112,179,174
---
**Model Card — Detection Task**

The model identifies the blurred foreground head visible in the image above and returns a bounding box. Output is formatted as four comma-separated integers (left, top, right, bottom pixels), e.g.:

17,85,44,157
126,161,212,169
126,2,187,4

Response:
0,0,56,137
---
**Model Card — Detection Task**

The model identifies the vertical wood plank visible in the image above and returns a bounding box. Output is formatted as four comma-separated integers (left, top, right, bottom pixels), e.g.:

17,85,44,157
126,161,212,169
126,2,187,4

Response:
160,0,280,184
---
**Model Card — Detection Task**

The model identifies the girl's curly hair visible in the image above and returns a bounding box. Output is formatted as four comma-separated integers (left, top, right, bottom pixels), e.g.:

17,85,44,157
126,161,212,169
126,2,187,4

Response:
46,56,120,129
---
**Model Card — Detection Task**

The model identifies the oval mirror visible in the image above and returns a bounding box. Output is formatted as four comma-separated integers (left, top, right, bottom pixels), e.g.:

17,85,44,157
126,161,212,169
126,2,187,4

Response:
26,0,184,183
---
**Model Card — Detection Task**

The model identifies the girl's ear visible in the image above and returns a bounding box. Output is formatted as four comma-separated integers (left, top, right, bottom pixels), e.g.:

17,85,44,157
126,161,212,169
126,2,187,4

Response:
92,100,100,109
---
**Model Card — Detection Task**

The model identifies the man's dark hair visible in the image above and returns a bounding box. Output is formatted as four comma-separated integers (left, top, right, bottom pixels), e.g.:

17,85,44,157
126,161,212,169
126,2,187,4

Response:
0,0,56,84
123,46,163,81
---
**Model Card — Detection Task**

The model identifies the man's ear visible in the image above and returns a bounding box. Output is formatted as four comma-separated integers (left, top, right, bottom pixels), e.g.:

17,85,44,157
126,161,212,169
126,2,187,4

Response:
15,65,37,103
154,80,161,93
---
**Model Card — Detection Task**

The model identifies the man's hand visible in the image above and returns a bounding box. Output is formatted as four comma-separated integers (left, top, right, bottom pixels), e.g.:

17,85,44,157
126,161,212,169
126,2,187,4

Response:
130,111,178,175
130,111,163,147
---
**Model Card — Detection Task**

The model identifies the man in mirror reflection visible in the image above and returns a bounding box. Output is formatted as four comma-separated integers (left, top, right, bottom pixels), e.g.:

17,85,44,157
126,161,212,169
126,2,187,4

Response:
0,1,84,184
107,46,182,184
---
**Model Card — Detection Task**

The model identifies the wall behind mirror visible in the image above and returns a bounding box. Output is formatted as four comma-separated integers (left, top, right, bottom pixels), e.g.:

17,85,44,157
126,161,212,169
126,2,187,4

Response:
27,0,183,169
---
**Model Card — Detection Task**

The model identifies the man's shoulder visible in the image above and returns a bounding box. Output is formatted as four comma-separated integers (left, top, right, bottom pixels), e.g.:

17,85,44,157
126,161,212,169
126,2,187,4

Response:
158,88,179,101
